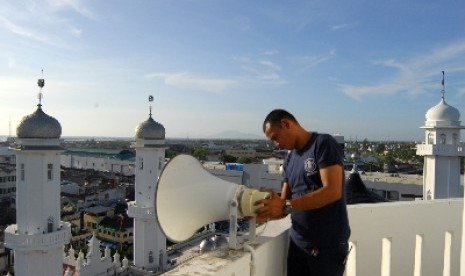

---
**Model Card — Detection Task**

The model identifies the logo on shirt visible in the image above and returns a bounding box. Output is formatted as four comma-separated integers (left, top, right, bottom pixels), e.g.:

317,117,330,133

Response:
304,158,317,175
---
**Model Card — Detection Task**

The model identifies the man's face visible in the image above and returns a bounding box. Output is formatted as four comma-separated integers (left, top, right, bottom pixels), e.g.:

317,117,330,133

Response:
264,121,292,150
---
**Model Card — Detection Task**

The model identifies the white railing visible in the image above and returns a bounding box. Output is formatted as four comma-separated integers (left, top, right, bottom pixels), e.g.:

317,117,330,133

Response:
416,144,465,156
161,199,464,276
127,201,155,219
346,199,463,276
4,222,72,251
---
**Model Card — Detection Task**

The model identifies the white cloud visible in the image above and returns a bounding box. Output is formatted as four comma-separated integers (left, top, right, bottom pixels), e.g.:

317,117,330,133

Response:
0,76,35,100
234,53,285,84
329,22,359,31
340,82,409,102
0,0,94,47
260,49,279,56
0,16,52,44
27,0,96,20
295,49,336,71
373,59,408,72
145,72,237,93
69,26,83,37
258,59,281,71
240,65,283,83
342,39,465,100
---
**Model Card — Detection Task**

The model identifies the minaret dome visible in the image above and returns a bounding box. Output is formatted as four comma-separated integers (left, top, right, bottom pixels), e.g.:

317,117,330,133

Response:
16,106,62,138
425,98,460,123
135,116,165,140
16,76,61,139
134,95,165,140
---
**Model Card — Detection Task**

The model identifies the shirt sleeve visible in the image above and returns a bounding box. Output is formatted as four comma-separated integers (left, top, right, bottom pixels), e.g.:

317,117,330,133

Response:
316,134,344,169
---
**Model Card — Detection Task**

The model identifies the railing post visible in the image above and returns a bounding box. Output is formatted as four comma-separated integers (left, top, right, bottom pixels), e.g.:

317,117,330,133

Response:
345,241,356,276
444,231,452,276
414,234,423,276
461,199,465,276
381,238,391,276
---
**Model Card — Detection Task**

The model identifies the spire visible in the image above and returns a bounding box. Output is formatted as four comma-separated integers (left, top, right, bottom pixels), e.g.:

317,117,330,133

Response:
148,95,154,118
135,95,165,140
441,70,445,100
37,69,45,107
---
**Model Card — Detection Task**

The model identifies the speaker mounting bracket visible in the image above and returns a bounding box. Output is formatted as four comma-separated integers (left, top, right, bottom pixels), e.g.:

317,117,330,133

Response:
228,188,261,250
228,198,241,250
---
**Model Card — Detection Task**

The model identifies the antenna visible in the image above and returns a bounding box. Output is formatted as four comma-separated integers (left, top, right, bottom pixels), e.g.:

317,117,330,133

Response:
37,69,45,107
441,71,445,99
8,116,11,138
148,95,154,117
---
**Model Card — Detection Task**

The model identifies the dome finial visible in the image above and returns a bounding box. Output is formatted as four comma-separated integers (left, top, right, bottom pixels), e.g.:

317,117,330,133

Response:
37,69,45,107
441,70,445,100
148,95,154,118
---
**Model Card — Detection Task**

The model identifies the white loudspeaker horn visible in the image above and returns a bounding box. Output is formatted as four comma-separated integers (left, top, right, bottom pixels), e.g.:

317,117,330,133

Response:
156,154,269,244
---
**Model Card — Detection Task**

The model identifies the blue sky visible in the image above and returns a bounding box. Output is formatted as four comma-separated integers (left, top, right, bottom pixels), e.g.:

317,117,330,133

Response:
1,0,465,141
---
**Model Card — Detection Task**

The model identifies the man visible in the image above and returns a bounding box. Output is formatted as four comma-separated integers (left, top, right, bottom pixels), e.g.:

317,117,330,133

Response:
255,109,351,276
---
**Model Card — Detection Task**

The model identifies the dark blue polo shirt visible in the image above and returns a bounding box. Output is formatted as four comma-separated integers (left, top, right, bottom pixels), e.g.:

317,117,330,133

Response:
283,133,351,249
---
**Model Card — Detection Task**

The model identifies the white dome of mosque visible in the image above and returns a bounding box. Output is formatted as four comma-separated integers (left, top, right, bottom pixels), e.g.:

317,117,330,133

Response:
135,116,165,140
16,105,62,139
425,98,460,122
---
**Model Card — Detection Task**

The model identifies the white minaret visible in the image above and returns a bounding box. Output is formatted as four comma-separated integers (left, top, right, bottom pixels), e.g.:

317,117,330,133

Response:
416,72,465,199
127,95,167,272
4,78,71,275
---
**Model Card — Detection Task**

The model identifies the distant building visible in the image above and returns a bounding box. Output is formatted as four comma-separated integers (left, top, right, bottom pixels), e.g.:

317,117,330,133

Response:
416,88,465,199
127,100,168,272
61,149,135,176
224,148,256,159
60,180,83,195
0,147,15,164
0,164,15,201
97,214,133,248
0,147,16,202
83,206,115,230
208,163,282,192
262,157,284,174
82,205,133,248
4,79,72,276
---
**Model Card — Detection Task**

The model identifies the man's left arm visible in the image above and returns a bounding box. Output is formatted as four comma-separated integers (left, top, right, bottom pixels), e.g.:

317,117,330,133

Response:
255,164,343,221
291,164,343,211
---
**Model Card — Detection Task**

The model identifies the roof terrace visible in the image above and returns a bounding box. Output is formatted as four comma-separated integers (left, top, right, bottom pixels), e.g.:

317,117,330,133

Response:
162,198,464,276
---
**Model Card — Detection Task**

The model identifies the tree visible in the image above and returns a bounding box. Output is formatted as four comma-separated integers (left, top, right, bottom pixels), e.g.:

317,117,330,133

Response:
192,147,208,161
221,154,237,163
237,157,252,164
375,143,386,154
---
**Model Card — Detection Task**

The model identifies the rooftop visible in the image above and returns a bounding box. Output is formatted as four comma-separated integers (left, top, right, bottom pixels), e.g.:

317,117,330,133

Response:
161,198,465,276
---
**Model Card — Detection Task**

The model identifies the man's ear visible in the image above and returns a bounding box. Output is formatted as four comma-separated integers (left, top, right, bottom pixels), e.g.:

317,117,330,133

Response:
281,118,291,129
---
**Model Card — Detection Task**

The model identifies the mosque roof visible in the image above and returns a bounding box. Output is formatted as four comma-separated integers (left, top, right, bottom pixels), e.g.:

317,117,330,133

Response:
134,115,165,140
16,105,62,139
425,98,460,122
346,165,388,204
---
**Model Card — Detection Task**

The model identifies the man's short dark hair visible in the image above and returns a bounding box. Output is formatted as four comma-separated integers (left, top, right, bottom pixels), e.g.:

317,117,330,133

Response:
263,109,298,132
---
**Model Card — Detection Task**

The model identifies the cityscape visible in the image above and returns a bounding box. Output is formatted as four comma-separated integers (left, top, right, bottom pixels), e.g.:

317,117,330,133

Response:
0,114,461,275
0,72,464,274
1,1,465,275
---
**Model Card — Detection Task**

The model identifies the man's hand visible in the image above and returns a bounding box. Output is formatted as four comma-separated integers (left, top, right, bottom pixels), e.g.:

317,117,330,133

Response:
254,191,286,224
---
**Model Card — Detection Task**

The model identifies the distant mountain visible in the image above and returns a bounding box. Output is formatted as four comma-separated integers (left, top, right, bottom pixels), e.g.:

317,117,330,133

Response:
207,130,263,140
